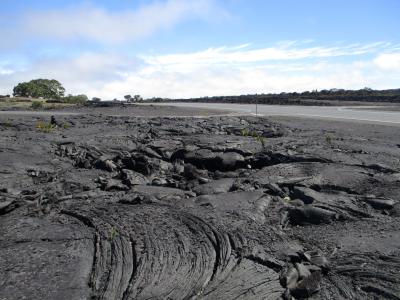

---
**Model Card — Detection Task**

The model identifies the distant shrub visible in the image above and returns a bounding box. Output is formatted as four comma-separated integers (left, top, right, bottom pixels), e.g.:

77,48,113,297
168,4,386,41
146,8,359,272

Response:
255,135,266,148
109,227,118,240
36,121,56,133
31,101,44,109
240,128,266,147
241,128,250,136
63,94,88,104
325,134,333,144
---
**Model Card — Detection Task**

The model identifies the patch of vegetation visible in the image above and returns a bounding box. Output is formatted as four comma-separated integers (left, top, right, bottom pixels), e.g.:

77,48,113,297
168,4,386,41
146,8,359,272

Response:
240,128,250,136
36,121,56,133
109,227,119,240
168,87,400,105
255,135,266,148
124,94,143,102
62,123,70,129
241,128,266,147
325,134,333,144
12,79,88,107
31,100,44,109
63,94,88,104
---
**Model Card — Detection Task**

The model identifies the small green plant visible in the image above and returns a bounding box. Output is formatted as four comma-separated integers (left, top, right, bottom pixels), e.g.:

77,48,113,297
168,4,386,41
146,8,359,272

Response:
325,134,333,144
251,131,266,148
31,101,44,109
109,227,118,240
240,128,266,148
62,122,70,129
240,128,250,137
36,121,56,133
255,135,266,148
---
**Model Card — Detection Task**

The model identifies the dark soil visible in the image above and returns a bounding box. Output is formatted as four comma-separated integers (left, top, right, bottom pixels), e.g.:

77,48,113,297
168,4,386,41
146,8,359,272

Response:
1,106,399,299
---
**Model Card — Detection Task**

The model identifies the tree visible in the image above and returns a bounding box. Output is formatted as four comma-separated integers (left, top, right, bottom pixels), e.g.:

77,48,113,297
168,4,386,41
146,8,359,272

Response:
92,97,101,102
124,95,132,101
13,79,65,99
133,95,143,102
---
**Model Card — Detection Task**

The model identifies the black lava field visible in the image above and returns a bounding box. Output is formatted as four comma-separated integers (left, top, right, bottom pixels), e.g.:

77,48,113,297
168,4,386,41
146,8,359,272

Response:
1,107,400,300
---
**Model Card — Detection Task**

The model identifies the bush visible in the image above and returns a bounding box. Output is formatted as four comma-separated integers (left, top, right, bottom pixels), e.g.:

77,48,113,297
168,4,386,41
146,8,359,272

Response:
63,94,88,104
240,128,266,147
36,121,56,133
31,101,44,109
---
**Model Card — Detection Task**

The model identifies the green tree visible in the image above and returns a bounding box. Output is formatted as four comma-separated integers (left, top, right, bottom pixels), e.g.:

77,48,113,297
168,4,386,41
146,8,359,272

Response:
13,79,65,99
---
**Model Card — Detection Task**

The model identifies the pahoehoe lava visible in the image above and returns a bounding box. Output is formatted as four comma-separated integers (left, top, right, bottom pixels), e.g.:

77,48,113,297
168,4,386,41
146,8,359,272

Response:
0,107,400,299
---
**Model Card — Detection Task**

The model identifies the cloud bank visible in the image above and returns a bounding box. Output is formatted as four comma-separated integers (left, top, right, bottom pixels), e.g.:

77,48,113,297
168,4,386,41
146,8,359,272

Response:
3,42,399,99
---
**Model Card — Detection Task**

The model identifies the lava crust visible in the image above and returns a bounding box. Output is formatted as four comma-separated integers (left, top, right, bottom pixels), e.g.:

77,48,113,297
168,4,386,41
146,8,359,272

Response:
0,107,399,299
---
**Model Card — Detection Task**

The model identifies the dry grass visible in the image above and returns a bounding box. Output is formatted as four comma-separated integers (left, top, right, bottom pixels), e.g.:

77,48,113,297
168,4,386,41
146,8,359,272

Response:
36,121,56,133
0,97,75,110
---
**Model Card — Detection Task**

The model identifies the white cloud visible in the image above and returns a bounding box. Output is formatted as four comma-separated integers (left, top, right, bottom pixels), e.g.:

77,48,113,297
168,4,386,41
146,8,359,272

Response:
92,43,396,98
374,52,400,70
0,68,14,76
0,52,140,96
141,42,391,68
90,62,380,99
19,0,216,44
1,42,399,99
89,58,399,99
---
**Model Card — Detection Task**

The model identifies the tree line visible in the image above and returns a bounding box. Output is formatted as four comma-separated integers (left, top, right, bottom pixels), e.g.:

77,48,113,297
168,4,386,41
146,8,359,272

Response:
165,88,400,105
8,79,400,105
7,79,146,104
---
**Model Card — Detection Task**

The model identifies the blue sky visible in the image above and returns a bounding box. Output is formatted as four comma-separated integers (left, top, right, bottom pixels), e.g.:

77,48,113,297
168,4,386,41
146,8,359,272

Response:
1,0,399,98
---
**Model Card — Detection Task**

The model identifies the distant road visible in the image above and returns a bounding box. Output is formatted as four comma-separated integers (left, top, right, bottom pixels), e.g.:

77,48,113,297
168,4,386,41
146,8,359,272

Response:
151,102,400,125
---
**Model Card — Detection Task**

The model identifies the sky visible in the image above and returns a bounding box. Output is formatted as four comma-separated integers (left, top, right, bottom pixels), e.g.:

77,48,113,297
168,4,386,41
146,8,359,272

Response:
0,0,399,99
